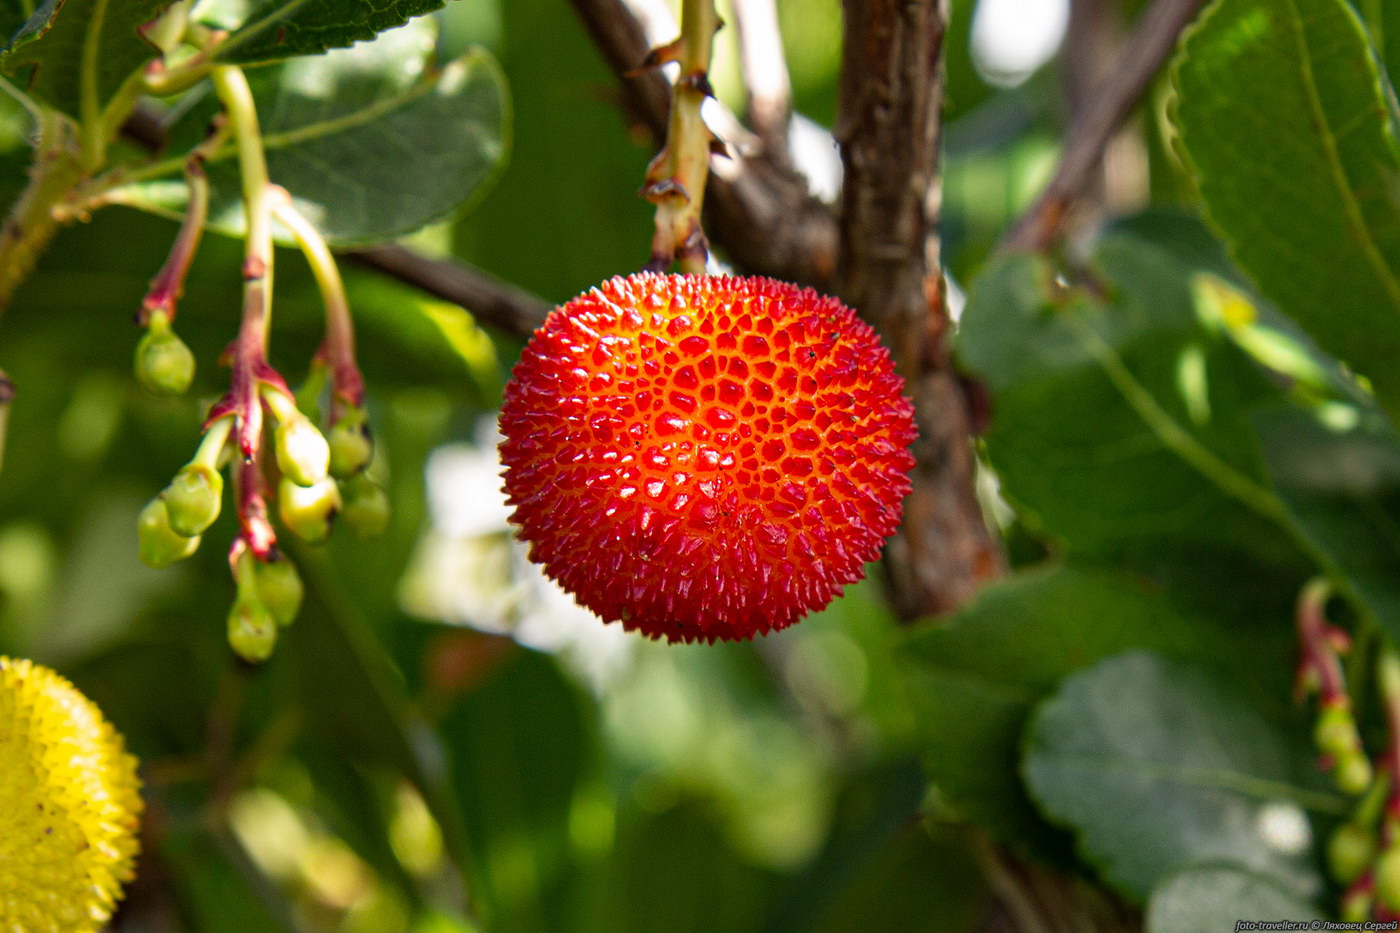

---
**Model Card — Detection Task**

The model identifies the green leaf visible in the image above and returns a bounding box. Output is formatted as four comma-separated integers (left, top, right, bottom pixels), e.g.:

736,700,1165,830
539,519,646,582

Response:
1170,0,1400,415
574,799,773,933
1024,651,1339,901
117,24,509,245
1,0,170,120
286,560,481,911
1253,401,1400,641
206,0,447,64
957,235,1291,561
1350,0,1400,89
439,649,594,932
900,562,1295,854
1144,862,1324,933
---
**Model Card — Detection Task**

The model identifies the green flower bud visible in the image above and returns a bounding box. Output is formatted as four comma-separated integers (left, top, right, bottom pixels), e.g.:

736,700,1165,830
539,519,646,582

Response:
328,415,373,478
1328,823,1377,884
227,595,277,663
1341,884,1373,924
1335,752,1374,796
137,498,200,568
1314,704,1359,758
340,474,389,538
255,557,303,627
1378,846,1400,912
163,463,223,536
278,476,340,544
134,324,195,396
275,414,331,487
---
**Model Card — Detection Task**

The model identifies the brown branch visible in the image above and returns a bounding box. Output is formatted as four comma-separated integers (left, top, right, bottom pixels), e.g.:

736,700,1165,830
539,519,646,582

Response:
835,0,1002,619
567,0,838,287
346,245,551,336
1002,0,1206,252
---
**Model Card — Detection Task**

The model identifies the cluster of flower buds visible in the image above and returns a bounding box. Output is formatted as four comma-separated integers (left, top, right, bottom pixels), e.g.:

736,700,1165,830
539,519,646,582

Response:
130,79,388,662
136,372,389,661
1297,580,1371,795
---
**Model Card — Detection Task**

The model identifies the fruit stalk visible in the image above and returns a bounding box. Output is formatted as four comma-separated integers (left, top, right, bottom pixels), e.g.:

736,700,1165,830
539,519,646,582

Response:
209,65,284,560
210,66,275,463
644,0,719,273
272,189,364,418
1296,578,1371,793
141,126,224,323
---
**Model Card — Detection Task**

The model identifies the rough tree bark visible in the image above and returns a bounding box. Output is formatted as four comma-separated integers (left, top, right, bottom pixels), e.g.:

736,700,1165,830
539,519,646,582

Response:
833,0,1003,619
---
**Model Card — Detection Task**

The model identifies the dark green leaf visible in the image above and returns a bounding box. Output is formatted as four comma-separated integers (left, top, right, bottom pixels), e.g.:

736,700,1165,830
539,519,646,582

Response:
1145,862,1324,933
163,825,298,933
1254,402,1400,641
286,560,481,909
1171,0,1400,414
207,0,446,64
957,236,1291,561
439,648,594,932
1024,651,1338,901
1,0,170,120
900,562,1293,854
573,799,773,933
119,23,508,244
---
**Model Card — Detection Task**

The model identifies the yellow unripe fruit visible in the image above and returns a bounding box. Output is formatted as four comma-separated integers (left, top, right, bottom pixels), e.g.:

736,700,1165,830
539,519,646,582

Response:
0,657,143,932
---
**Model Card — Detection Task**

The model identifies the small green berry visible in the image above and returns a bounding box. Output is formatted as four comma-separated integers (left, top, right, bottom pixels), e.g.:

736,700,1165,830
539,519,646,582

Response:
255,557,303,627
1341,884,1373,924
227,595,277,662
1377,846,1400,912
341,474,389,538
134,317,195,396
1328,823,1377,884
1334,752,1374,796
137,498,199,568
278,476,340,543
1314,704,1359,758
275,414,331,487
163,463,223,536
328,414,373,478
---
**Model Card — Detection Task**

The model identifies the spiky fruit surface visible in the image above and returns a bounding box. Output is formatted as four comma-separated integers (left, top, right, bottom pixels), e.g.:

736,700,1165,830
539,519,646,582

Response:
0,657,143,932
499,273,916,642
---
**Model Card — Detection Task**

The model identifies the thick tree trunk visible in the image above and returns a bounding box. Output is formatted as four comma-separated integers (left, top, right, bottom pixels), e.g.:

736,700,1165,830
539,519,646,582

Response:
833,0,1002,620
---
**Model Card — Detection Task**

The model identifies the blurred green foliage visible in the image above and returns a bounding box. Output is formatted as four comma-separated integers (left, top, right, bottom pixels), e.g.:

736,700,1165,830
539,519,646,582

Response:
3,0,1400,929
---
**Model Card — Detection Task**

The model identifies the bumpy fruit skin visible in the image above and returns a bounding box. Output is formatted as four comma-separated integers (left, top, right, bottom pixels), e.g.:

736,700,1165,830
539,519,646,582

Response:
499,273,916,642
0,657,142,933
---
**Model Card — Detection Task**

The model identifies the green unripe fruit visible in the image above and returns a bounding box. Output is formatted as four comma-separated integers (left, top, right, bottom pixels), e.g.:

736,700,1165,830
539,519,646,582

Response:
1342,885,1374,925
1314,704,1359,758
278,476,341,543
255,558,303,627
341,474,389,538
227,595,277,662
1377,846,1400,912
164,463,223,536
275,414,331,487
1334,752,1374,796
328,415,373,478
137,498,200,568
1328,823,1377,884
134,325,195,396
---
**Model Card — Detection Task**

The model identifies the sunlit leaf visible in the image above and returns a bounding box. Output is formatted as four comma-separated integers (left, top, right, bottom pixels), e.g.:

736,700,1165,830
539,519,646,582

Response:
115,23,508,244
1171,0,1400,414
205,0,447,65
